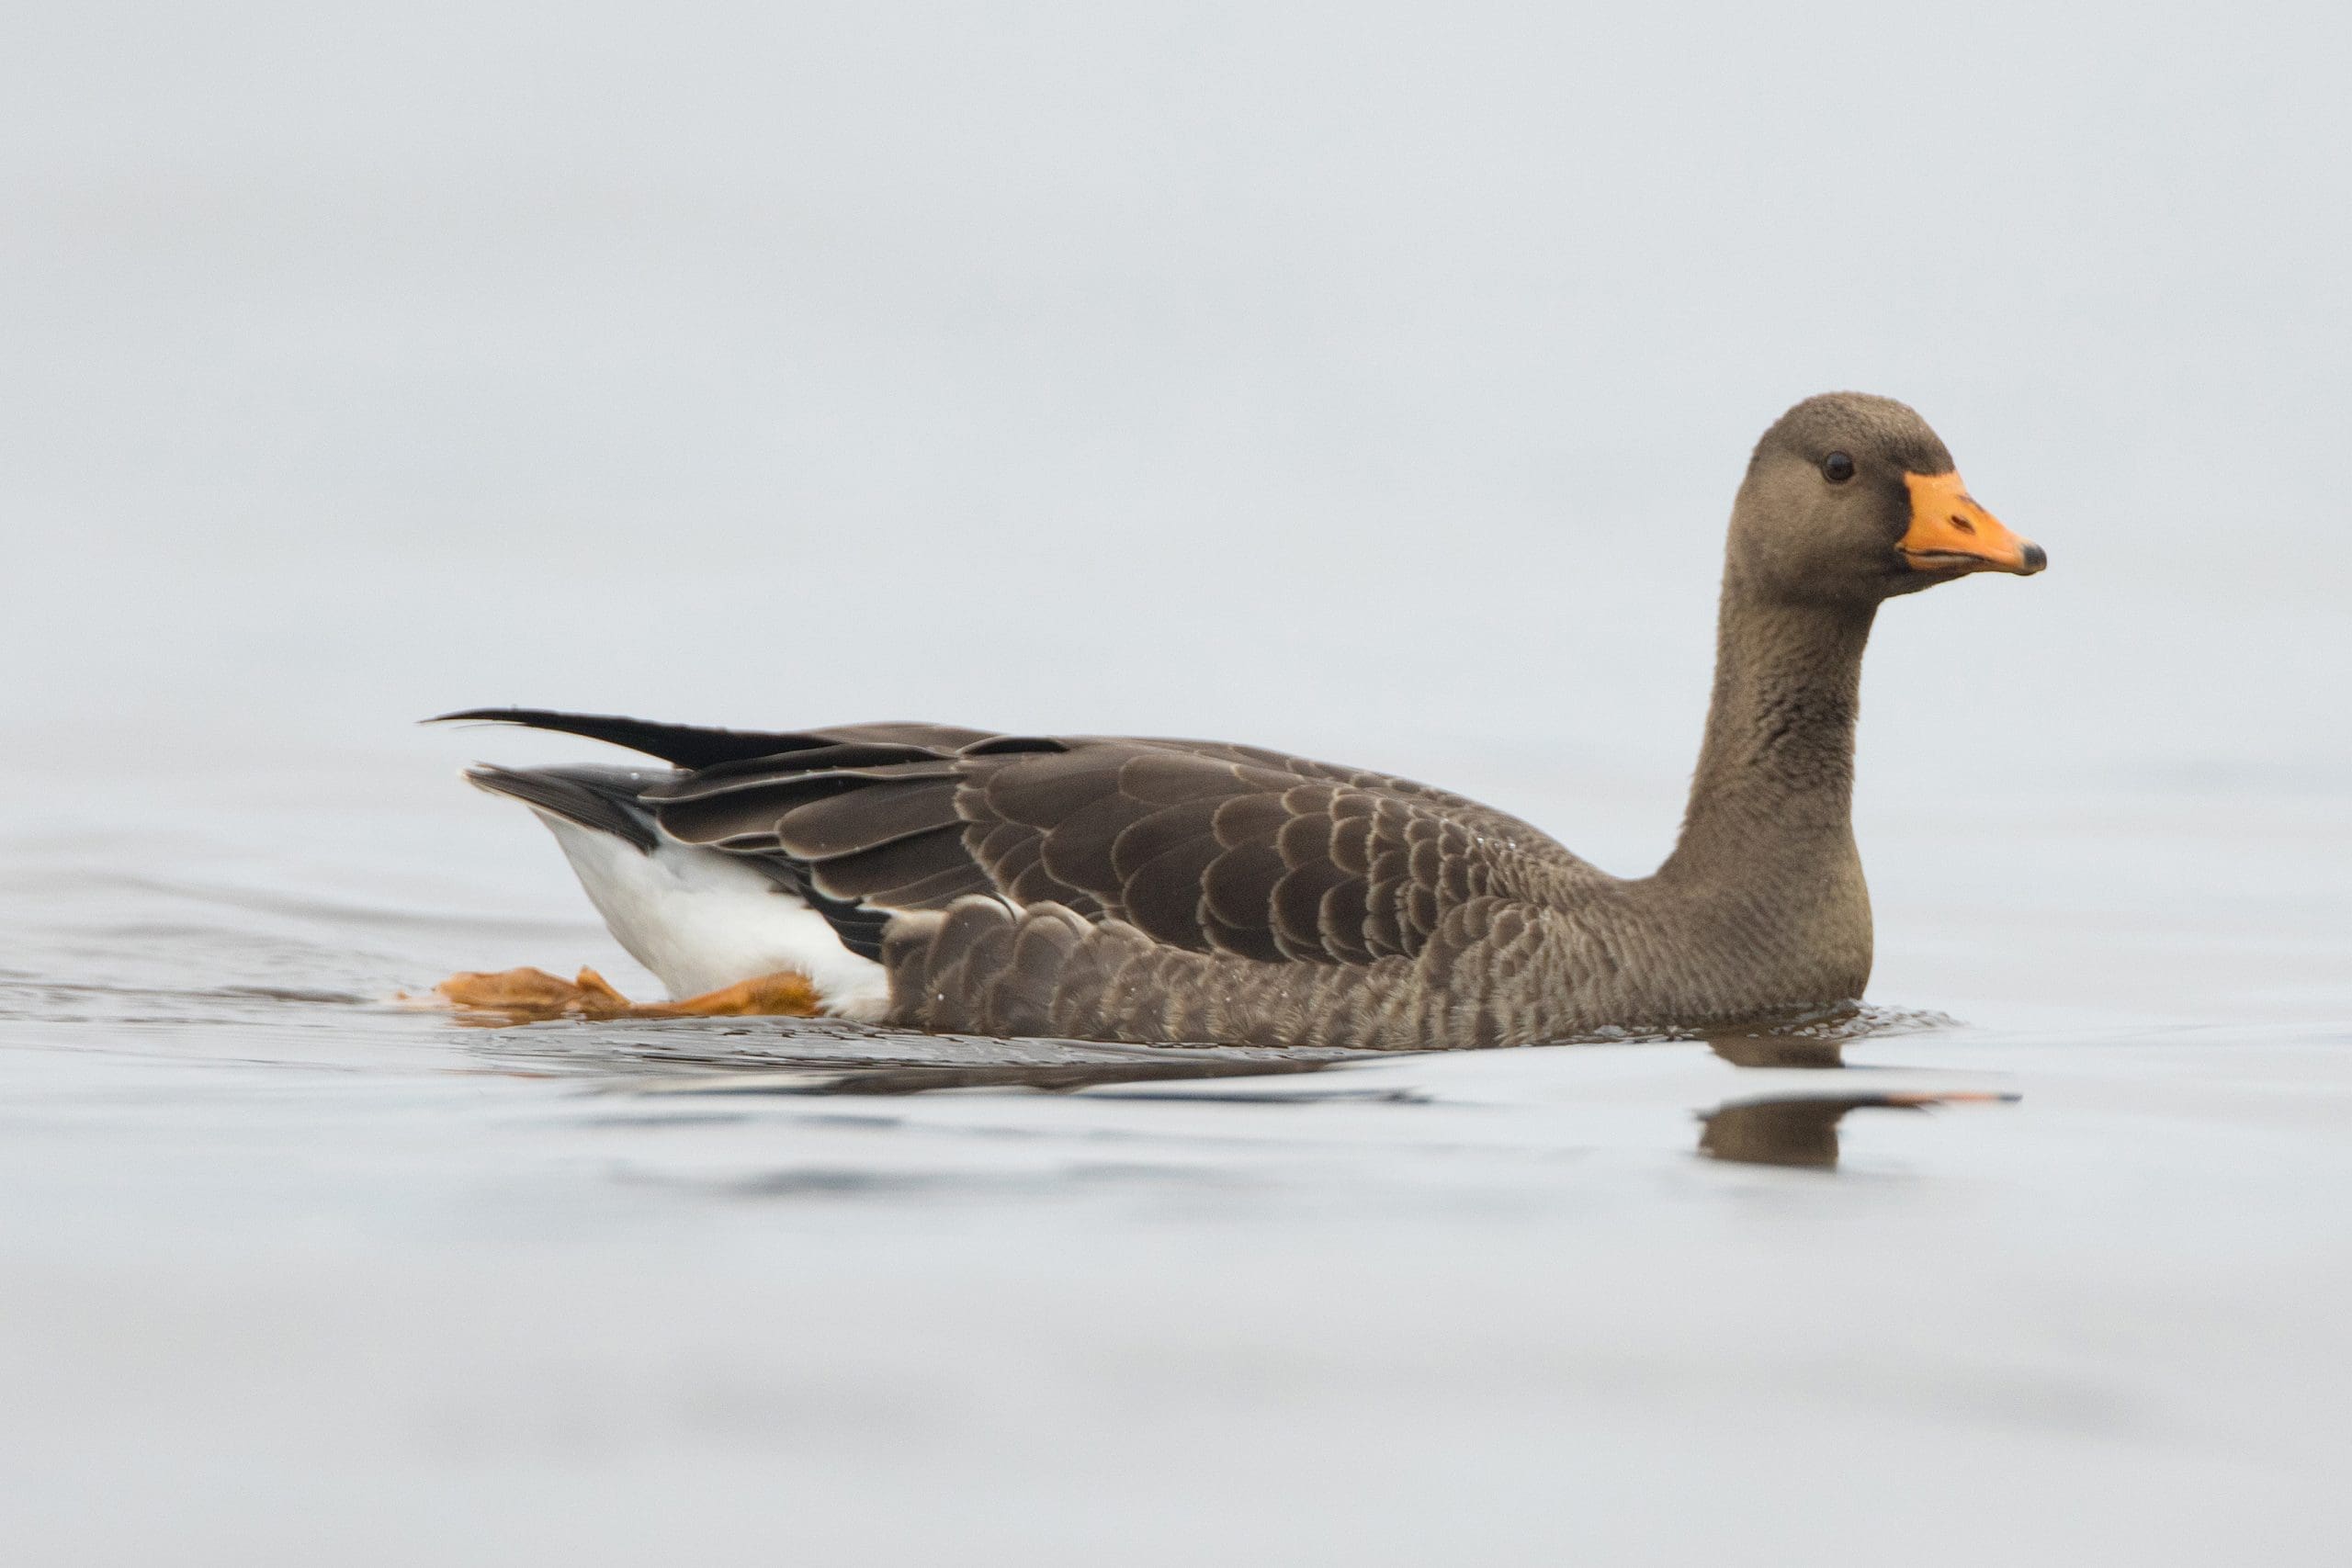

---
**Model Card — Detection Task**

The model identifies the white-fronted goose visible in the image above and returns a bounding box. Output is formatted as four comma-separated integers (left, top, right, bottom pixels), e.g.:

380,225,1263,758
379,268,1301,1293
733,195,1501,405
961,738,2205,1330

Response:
432,392,2042,1048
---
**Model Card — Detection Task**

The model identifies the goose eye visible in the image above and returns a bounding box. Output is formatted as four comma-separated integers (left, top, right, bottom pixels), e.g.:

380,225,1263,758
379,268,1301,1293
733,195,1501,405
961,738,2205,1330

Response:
1822,452,1855,483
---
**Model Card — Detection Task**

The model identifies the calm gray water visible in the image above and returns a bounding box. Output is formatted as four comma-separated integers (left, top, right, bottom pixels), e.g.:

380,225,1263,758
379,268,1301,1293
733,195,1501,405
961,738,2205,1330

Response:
3,747,2347,1565
7,2,2352,1562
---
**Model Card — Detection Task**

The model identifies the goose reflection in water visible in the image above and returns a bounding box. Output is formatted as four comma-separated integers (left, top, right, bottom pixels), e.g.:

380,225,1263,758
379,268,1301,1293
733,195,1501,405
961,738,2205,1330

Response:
571,1025,2013,1171
1690,1010,2016,1167
1696,1090,2015,1170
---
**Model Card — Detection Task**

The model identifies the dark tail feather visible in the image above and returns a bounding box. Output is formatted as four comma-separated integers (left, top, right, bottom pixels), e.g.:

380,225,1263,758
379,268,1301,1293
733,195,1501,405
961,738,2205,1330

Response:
462,764,667,852
427,708,831,769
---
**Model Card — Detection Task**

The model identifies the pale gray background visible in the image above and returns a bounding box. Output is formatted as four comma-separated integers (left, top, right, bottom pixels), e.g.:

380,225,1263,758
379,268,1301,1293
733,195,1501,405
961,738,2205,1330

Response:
7,1,2346,816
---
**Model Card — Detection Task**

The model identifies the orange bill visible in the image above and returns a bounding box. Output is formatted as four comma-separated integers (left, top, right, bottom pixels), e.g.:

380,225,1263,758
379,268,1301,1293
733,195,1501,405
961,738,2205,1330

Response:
1900,472,2045,575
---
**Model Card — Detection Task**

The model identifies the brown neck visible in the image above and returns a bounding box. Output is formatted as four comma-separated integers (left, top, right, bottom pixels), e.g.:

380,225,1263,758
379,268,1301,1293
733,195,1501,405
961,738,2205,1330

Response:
1659,567,1877,888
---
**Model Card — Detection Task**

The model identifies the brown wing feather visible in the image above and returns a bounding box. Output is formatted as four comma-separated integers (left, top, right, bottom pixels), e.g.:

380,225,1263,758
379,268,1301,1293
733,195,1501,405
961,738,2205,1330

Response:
627,728,1595,967
454,712,1596,968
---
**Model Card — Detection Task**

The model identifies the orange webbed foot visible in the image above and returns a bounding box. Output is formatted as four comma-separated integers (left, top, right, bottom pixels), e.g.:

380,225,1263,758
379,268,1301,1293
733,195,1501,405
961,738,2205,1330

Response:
636,972,823,1019
419,966,821,1024
426,965,635,1021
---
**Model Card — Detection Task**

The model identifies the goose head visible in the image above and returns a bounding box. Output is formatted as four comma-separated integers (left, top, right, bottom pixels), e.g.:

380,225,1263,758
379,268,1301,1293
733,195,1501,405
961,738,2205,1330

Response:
1727,391,2045,608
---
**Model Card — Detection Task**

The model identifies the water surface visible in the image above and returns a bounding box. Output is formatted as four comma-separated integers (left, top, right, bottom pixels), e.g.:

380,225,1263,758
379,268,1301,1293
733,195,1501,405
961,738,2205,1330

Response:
3,750,2346,1566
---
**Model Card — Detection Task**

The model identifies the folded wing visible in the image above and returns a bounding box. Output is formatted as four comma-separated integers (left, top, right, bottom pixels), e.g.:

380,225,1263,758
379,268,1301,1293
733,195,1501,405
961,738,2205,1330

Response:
435,709,1591,968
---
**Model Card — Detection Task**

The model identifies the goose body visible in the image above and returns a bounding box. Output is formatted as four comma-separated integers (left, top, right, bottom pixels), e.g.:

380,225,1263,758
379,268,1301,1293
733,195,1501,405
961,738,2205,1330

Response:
439,393,2042,1050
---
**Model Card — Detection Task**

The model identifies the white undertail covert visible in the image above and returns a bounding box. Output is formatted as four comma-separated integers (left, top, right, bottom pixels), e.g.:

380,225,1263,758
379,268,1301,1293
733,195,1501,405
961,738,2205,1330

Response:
531,812,894,1020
